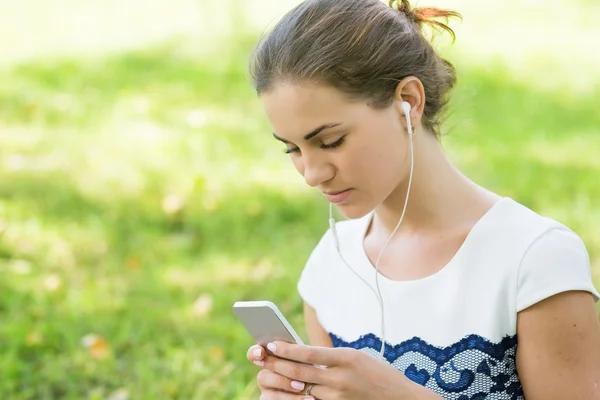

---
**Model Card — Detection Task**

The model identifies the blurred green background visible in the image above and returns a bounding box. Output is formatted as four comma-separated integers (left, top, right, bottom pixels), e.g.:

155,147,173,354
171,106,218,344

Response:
0,0,598,398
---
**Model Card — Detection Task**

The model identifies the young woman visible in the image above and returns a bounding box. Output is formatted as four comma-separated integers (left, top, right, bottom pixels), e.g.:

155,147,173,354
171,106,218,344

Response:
244,0,600,399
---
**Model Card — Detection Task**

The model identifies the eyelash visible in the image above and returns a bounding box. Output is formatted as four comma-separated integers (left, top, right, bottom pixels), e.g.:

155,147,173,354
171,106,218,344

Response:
284,136,346,154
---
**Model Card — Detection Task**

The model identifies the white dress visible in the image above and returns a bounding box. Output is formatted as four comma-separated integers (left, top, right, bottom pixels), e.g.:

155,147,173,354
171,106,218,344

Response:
297,197,599,399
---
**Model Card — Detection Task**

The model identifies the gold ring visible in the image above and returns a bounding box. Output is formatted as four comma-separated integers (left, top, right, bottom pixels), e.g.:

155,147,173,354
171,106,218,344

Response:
304,383,315,396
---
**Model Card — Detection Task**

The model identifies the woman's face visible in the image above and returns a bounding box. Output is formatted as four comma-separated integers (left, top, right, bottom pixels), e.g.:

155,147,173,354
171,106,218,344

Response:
261,81,412,219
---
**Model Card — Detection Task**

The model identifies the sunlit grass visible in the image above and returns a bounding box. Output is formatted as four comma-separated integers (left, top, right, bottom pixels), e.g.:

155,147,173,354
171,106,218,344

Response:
0,0,599,398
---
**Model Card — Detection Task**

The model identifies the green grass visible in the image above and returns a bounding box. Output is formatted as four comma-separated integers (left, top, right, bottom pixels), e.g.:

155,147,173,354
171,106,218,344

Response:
0,0,599,398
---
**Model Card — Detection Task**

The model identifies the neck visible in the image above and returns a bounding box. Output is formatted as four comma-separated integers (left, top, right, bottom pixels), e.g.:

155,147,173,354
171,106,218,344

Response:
373,132,499,236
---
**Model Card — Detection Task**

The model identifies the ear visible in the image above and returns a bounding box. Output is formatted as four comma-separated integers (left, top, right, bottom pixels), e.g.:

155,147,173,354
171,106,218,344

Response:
393,76,425,127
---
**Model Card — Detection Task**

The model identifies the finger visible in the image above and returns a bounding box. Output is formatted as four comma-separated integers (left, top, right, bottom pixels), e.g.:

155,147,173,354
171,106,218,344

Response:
247,345,266,363
262,354,328,386
301,383,337,400
259,389,314,400
257,369,309,394
268,341,346,366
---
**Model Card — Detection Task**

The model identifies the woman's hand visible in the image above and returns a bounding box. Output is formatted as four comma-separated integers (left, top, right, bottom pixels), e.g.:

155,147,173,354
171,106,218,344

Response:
247,344,313,398
247,341,440,400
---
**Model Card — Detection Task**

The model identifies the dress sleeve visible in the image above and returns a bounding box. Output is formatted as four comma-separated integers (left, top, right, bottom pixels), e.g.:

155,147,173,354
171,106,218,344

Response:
516,227,600,312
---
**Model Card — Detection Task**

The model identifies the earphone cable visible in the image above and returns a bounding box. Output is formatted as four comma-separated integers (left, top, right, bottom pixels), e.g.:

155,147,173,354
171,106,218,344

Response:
329,107,415,359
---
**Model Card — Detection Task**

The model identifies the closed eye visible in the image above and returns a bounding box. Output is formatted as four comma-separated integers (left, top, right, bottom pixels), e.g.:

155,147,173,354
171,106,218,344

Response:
321,136,345,149
284,147,300,154
284,135,346,154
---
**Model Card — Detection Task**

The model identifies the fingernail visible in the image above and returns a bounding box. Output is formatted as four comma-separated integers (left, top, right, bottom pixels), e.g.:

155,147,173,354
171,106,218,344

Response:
267,343,277,353
291,380,305,391
253,348,262,358
303,397,314,400
253,360,264,367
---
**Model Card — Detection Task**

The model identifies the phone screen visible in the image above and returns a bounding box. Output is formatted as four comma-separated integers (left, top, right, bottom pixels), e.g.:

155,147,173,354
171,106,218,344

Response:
233,303,302,348
234,301,327,367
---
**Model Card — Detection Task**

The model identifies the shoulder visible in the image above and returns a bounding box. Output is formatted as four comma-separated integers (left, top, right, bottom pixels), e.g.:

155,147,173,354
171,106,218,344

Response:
482,198,584,257
499,197,588,261
463,198,598,311
494,198,570,236
495,198,600,311
516,222,599,311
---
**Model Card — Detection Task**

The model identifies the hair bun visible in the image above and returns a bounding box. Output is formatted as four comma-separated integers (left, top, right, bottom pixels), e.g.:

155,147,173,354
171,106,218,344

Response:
389,0,462,41
390,0,419,23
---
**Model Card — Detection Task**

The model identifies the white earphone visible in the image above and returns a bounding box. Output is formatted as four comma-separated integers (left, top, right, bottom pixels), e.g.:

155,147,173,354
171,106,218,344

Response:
329,100,415,359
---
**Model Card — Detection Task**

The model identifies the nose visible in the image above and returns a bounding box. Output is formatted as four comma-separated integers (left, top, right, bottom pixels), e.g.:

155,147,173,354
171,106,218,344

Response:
301,153,335,188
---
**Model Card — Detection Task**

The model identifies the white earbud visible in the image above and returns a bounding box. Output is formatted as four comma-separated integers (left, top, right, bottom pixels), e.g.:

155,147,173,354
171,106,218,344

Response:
401,101,411,120
329,99,415,360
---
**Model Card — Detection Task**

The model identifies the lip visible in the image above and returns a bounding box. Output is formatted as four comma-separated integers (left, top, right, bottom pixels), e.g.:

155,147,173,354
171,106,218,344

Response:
324,189,353,204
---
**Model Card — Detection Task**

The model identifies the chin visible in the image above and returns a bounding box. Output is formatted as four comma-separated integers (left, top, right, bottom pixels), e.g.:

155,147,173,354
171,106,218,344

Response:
334,203,373,220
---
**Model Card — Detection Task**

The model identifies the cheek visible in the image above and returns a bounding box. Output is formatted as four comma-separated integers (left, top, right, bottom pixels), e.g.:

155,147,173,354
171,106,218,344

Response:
358,143,393,169
291,156,304,176
352,140,406,186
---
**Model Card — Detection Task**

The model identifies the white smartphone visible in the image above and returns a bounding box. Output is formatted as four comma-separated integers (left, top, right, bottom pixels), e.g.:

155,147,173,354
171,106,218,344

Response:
233,300,305,359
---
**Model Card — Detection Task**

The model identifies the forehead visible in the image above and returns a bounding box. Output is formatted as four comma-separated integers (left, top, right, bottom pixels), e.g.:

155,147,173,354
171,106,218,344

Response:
261,81,360,137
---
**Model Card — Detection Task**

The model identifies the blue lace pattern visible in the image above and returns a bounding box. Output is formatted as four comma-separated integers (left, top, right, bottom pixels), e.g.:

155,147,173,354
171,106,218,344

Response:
329,332,524,400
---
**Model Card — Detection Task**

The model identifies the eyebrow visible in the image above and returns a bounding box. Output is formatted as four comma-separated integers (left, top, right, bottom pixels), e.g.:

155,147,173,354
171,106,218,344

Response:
272,123,342,144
